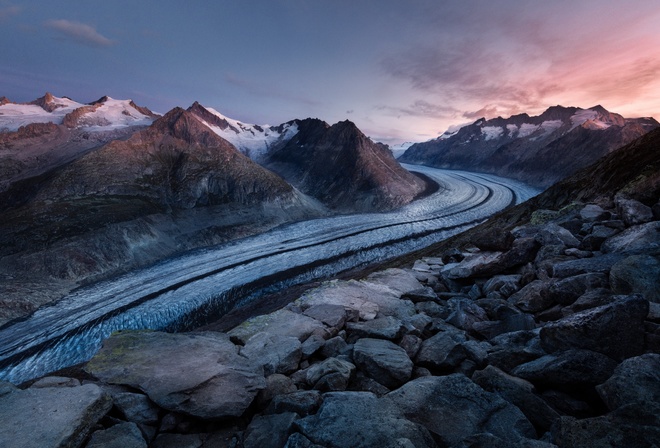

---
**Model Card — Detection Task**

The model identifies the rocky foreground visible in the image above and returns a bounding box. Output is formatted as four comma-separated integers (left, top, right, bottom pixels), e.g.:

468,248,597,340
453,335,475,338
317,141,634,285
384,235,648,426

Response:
0,196,658,447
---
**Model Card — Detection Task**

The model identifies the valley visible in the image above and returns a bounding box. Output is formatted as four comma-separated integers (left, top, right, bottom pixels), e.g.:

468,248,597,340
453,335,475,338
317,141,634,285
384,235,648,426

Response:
0,165,538,383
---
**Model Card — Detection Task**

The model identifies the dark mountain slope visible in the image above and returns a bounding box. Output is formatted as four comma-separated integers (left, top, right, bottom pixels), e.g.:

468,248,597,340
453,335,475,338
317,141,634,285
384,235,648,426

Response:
265,119,428,211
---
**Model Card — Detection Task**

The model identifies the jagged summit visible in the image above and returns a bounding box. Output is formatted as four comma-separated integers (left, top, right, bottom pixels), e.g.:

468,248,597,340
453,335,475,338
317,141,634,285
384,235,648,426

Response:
265,117,428,211
186,102,299,160
401,104,659,188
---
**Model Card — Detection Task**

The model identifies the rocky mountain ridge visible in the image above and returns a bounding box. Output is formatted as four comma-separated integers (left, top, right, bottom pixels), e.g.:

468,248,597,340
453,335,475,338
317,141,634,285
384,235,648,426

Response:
264,118,429,211
400,105,659,188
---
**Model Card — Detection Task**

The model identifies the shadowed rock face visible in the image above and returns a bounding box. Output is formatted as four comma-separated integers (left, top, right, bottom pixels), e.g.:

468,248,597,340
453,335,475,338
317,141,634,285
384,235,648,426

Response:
265,119,428,211
400,105,659,189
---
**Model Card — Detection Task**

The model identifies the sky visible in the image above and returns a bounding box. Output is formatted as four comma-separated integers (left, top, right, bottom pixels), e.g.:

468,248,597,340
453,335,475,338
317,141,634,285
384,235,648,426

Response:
1,0,660,145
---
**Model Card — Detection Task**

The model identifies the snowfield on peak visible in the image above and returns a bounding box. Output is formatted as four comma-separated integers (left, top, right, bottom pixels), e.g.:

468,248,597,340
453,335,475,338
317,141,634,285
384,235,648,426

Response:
194,105,299,160
72,97,156,130
0,96,81,131
0,94,157,132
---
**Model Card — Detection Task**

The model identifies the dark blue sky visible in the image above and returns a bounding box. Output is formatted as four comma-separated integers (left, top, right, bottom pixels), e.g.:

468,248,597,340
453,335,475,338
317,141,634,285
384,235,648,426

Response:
2,0,659,144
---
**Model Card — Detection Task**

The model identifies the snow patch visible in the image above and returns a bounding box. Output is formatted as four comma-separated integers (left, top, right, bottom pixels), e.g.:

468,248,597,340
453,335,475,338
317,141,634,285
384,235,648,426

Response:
79,98,155,130
198,106,299,160
0,95,82,131
517,123,539,137
481,126,504,141
506,124,518,136
570,109,610,130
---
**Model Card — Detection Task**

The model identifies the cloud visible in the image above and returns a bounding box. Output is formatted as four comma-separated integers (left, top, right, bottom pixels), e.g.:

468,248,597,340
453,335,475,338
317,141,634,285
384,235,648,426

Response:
380,3,660,121
0,5,19,20
377,100,458,119
45,19,115,47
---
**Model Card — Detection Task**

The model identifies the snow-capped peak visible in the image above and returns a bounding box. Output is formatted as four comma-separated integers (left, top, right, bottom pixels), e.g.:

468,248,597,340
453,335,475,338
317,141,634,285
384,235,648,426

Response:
0,94,158,132
187,102,299,160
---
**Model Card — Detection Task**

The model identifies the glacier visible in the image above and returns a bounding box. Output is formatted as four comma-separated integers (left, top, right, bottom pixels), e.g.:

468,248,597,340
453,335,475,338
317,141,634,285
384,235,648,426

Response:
0,165,539,383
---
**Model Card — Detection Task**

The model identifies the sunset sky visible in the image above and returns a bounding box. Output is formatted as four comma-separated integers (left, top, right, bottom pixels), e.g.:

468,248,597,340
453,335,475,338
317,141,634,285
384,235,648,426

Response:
2,0,659,145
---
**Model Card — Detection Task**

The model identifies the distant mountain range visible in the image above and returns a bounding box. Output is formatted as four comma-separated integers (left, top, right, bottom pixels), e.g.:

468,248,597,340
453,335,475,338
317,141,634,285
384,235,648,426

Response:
399,105,659,188
0,93,427,319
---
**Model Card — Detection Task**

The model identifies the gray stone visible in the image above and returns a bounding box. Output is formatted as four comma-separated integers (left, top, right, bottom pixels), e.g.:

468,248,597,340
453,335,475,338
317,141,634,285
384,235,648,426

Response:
447,251,504,279
348,371,391,397
303,304,347,328
616,197,654,226
550,253,625,278
241,332,302,376
113,392,160,425
414,300,450,318
512,349,618,388
483,275,522,298
580,204,611,222
256,374,297,408
345,316,403,340
472,313,536,340
539,295,649,360
301,334,326,359
596,353,660,411
385,374,535,446
244,412,298,448
415,328,469,372
85,331,265,419
508,280,553,313
561,288,614,315
29,376,81,388
296,277,416,321
446,297,489,331
151,433,206,448
229,309,326,344
86,422,147,448
552,403,660,448
581,225,620,251
305,357,355,390
284,433,324,448
546,272,609,305
365,268,425,296
401,286,438,303
320,335,348,358
473,365,560,433
0,383,112,448
476,298,520,320
399,334,423,359
601,221,660,254
295,392,436,448
353,338,413,388
266,390,323,417
610,254,660,302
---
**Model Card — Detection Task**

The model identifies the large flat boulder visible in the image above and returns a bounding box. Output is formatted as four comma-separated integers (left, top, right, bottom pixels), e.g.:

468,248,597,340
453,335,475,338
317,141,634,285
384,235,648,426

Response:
295,278,416,320
0,383,112,448
228,309,327,344
294,391,436,448
240,332,302,376
384,375,535,446
601,221,660,254
610,255,660,302
85,331,265,419
596,353,660,411
539,295,649,361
